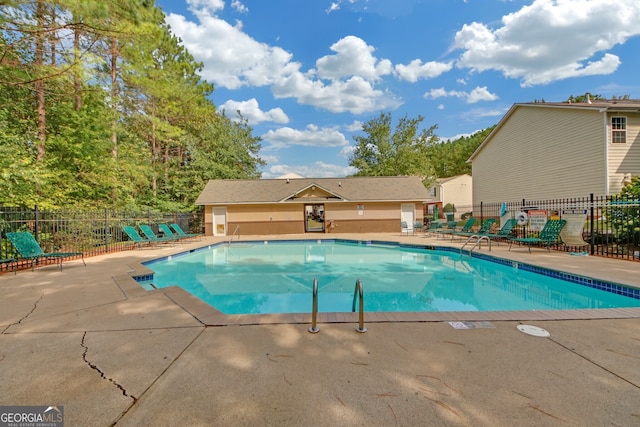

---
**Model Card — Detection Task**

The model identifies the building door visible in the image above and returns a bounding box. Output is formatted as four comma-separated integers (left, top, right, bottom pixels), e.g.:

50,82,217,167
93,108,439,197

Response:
305,204,325,232
401,204,415,229
213,207,227,236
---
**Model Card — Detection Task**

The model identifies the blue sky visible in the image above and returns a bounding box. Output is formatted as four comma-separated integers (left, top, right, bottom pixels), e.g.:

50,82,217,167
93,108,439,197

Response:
156,0,640,178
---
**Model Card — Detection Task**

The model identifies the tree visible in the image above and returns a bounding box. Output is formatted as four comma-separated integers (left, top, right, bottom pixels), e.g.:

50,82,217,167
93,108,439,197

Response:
426,127,493,178
349,112,438,181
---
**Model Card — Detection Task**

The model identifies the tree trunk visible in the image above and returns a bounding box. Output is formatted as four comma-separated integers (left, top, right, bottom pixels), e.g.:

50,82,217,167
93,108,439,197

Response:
35,0,46,162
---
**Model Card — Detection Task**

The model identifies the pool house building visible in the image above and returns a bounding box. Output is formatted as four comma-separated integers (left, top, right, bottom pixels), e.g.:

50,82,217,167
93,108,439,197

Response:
195,176,431,236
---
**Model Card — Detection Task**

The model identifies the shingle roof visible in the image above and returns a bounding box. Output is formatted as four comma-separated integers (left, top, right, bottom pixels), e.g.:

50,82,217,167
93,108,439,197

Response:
195,176,431,205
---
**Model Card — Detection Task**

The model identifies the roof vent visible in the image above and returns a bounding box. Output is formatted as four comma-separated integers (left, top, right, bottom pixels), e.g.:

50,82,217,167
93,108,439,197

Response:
338,181,342,187
286,179,290,184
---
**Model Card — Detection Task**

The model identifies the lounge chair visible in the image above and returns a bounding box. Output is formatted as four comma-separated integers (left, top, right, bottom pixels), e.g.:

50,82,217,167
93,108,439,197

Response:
483,218,518,244
424,221,442,236
6,231,85,271
158,223,186,241
139,225,177,244
445,217,478,240
413,221,424,234
453,218,496,239
433,220,459,238
170,223,202,240
400,221,413,235
122,225,153,247
509,219,567,253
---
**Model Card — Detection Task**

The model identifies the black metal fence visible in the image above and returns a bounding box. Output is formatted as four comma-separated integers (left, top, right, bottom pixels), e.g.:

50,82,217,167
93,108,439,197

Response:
474,194,640,261
0,206,203,272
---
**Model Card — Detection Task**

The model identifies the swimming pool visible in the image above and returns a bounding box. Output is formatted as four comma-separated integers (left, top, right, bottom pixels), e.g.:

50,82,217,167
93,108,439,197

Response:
141,240,640,315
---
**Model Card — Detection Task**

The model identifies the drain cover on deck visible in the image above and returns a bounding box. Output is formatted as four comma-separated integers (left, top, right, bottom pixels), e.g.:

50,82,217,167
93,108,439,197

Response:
517,325,550,337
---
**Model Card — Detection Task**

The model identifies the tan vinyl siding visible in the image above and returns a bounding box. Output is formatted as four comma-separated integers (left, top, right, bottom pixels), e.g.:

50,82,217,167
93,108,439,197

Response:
607,112,640,193
472,106,607,203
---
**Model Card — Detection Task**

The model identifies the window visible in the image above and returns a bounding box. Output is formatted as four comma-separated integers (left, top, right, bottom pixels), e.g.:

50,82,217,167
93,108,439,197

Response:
611,116,627,143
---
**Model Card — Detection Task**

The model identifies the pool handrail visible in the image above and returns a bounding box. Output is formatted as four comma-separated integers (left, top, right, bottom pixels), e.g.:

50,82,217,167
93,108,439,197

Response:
352,279,367,333
308,278,319,333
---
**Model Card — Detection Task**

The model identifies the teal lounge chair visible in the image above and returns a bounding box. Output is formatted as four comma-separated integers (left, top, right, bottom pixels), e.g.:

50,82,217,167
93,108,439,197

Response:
424,221,442,236
6,231,85,271
453,218,496,239
170,223,202,239
483,218,518,244
139,225,177,244
158,223,186,241
122,225,153,247
433,220,459,238
509,219,567,253
445,217,476,239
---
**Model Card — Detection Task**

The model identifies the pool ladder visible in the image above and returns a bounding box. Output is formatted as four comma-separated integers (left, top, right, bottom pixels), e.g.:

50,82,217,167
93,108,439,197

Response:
308,278,367,334
460,234,491,256
228,225,240,245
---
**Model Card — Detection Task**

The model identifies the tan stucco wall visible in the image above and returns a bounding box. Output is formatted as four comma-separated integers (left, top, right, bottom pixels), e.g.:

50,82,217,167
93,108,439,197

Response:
202,202,423,236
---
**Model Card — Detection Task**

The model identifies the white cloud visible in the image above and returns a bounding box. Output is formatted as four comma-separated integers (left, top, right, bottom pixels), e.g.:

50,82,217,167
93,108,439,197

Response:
262,124,349,150
453,0,640,86
231,0,248,13
326,2,340,14
316,36,392,82
273,73,402,114
165,11,401,114
219,98,289,124
395,59,453,82
424,86,498,103
262,162,356,179
345,120,363,132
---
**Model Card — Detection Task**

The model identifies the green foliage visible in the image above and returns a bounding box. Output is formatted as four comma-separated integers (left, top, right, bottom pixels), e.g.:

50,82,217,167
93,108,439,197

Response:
443,203,456,213
606,177,640,246
0,0,264,211
427,127,493,178
349,112,438,180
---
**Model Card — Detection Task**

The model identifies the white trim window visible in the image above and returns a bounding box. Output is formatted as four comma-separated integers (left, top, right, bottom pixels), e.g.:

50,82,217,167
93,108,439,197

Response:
611,116,627,144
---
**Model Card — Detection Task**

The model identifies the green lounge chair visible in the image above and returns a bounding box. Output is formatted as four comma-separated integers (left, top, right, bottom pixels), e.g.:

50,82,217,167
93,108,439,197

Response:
433,220,459,238
138,225,176,244
170,223,202,239
445,217,476,239
424,221,442,236
6,231,85,271
452,218,496,239
158,223,186,241
509,219,567,253
122,225,153,247
483,218,518,244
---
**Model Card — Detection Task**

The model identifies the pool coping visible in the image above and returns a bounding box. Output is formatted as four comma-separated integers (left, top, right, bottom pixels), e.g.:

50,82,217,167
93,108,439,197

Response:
120,238,640,327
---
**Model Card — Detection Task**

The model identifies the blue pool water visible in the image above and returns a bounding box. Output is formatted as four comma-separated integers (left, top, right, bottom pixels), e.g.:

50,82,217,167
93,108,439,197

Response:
142,240,640,315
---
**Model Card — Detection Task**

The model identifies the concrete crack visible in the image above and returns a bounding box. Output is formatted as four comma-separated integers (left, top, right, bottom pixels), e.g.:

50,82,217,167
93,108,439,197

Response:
2,293,44,334
81,332,137,403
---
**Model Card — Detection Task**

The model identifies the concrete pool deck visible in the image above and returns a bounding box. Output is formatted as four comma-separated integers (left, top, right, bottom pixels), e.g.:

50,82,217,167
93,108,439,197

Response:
1,233,639,426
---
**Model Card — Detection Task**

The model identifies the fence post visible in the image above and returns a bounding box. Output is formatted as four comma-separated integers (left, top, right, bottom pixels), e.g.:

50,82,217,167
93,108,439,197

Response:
105,208,110,252
589,193,595,256
480,201,483,223
34,205,39,241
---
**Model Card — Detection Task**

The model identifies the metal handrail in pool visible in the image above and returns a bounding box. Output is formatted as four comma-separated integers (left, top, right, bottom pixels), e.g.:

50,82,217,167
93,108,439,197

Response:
308,278,319,334
228,226,240,245
352,279,367,333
